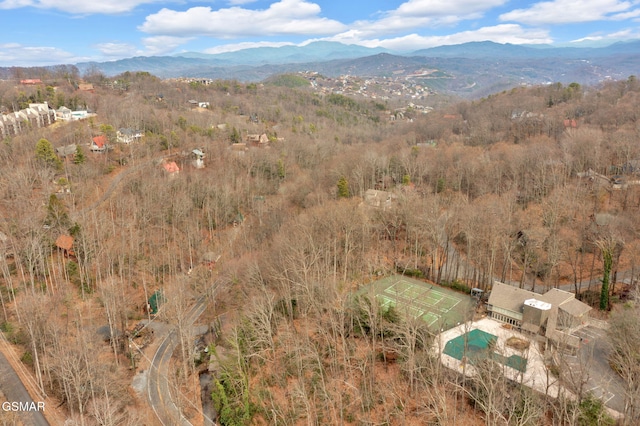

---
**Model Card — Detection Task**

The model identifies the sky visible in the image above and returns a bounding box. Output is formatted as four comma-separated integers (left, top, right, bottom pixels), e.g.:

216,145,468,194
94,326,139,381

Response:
1,0,640,67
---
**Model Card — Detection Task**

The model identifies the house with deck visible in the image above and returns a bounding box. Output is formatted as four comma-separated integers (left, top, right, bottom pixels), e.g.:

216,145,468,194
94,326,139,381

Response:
487,281,592,351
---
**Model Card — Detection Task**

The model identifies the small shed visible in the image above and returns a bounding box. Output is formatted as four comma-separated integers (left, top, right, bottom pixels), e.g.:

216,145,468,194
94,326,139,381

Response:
148,290,165,315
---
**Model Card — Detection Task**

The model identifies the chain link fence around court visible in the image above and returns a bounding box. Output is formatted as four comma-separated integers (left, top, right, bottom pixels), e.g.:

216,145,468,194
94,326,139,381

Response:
362,275,475,332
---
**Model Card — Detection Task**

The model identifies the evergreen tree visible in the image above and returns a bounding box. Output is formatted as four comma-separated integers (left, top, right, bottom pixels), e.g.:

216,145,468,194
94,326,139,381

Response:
230,127,241,144
337,176,350,198
35,138,62,169
46,194,70,229
73,145,85,165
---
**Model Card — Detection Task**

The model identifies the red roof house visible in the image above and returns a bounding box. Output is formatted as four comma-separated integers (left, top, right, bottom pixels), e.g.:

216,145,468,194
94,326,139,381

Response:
91,135,107,152
55,235,75,257
162,161,180,176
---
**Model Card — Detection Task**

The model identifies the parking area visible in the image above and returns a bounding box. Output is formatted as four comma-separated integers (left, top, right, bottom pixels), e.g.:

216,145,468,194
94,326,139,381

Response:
564,326,626,413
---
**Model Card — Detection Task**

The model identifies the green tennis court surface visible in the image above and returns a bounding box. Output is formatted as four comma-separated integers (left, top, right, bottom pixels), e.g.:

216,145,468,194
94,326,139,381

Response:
361,275,473,332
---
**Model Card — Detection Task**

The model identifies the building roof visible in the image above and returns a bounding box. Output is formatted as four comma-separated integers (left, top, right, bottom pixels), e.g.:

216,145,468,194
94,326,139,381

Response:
524,298,552,310
559,298,592,317
488,281,535,314
56,144,77,157
55,235,74,251
92,135,107,148
163,161,180,173
539,288,574,307
489,281,591,320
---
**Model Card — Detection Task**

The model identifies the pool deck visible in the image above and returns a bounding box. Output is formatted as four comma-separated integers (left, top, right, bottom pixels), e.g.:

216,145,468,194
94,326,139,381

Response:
434,317,563,398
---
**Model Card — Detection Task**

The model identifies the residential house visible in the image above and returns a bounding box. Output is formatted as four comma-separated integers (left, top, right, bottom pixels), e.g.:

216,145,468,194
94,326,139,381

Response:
56,106,72,121
55,235,75,257
162,161,180,177
246,133,269,147
27,103,56,127
0,114,19,139
116,128,143,144
56,144,77,159
90,135,107,152
487,281,591,351
192,149,205,169
20,79,42,85
0,104,56,139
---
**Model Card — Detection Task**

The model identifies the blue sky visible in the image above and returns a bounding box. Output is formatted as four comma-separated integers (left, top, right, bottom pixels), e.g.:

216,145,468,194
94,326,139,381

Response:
1,0,640,66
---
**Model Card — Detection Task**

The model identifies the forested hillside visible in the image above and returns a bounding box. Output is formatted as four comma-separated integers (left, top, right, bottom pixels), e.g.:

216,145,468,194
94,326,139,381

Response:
0,72,639,425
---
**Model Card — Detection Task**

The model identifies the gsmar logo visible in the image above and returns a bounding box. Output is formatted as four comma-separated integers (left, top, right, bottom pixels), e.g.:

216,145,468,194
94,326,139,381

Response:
2,401,45,411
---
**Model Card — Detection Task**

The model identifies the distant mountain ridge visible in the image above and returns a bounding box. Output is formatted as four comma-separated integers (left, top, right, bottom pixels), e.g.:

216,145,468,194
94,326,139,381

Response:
175,41,390,65
62,40,640,98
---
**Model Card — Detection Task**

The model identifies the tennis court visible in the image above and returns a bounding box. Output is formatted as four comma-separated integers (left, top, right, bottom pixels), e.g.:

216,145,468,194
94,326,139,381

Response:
362,275,473,332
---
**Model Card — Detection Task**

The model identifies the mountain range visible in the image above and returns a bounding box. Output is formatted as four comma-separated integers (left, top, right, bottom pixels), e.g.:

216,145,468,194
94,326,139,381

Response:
51,40,640,98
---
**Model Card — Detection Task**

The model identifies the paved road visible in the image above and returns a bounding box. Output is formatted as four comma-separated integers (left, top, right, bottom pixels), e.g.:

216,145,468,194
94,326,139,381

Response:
0,351,49,426
565,326,626,414
147,296,208,426
433,213,637,295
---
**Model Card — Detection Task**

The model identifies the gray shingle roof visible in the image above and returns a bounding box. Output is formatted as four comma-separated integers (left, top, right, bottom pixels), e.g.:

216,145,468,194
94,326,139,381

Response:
488,281,535,313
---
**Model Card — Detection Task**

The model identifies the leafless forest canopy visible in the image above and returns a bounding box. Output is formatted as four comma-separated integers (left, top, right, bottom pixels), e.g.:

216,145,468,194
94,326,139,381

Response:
1,71,640,425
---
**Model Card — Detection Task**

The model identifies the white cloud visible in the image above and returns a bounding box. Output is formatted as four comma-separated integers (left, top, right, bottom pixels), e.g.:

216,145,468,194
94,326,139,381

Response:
142,36,194,56
339,0,507,39
571,28,640,43
0,0,161,14
500,0,635,25
227,0,257,4
326,24,552,51
204,41,295,54
94,42,142,59
139,0,346,37
611,9,640,20
393,0,507,17
0,43,81,66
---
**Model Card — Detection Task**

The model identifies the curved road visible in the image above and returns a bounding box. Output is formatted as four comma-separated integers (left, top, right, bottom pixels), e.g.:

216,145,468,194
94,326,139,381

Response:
147,296,209,426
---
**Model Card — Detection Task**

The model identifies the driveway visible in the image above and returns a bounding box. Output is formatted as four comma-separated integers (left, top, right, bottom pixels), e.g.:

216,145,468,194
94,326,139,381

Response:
564,326,626,414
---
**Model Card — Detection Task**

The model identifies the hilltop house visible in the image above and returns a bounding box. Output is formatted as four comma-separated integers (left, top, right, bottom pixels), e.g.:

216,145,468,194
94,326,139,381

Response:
487,281,591,351
56,144,77,159
162,161,180,177
116,128,143,144
90,135,107,152
55,235,75,257
56,106,72,121
246,133,269,147
192,149,205,169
